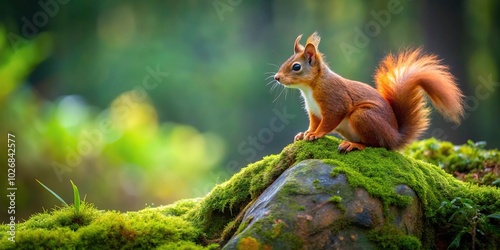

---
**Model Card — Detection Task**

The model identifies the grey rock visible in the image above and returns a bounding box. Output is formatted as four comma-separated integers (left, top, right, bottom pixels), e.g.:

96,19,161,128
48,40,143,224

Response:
223,159,423,250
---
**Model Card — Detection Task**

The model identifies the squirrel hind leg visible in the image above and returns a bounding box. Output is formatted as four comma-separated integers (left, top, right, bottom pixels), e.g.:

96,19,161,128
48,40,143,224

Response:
338,141,366,153
347,106,400,150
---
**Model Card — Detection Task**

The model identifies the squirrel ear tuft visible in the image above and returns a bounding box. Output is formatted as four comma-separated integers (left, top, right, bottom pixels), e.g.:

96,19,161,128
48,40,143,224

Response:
294,34,304,54
306,32,321,47
304,43,317,65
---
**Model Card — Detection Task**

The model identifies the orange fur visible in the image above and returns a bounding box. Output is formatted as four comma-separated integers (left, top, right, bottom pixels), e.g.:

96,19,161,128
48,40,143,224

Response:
274,33,464,152
375,48,464,147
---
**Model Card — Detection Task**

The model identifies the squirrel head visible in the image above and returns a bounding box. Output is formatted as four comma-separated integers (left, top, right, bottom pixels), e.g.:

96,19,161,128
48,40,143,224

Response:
274,32,325,88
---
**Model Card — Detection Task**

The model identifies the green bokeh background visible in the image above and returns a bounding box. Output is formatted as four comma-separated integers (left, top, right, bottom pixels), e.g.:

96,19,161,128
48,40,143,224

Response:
0,0,498,222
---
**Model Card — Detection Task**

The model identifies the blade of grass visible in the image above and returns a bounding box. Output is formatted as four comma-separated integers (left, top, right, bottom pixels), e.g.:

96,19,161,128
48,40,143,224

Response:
36,179,68,206
70,180,81,213
487,214,500,220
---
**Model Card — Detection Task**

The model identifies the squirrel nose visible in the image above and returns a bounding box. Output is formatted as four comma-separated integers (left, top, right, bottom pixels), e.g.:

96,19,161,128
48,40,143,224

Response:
274,74,280,81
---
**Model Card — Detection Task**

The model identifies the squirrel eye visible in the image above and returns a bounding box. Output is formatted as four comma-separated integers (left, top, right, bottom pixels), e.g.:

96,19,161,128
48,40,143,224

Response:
292,63,301,71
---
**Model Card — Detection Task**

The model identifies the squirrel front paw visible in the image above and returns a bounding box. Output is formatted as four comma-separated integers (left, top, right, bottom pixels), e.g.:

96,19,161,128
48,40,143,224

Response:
294,132,305,141
296,131,325,141
304,131,323,141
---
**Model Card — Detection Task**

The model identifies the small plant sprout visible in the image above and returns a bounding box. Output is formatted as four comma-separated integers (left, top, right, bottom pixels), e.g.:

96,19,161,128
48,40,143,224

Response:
36,179,82,213
71,180,81,213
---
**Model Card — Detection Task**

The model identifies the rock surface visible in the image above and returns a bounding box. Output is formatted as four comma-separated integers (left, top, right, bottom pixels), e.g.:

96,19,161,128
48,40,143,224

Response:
224,160,423,249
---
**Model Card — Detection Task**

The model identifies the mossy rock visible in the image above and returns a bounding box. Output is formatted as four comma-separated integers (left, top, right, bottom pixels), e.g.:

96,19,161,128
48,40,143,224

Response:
194,137,500,249
1,136,499,249
223,160,423,249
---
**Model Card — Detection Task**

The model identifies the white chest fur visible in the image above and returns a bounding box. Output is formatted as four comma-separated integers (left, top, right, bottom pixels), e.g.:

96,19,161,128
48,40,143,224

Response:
298,87,322,118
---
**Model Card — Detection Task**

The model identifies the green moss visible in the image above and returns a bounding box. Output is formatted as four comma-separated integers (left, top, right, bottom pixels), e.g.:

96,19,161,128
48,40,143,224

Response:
252,216,304,249
156,241,219,250
329,195,346,213
157,198,201,217
405,138,500,186
235,217,252,235
191,150,296,239
23,203,99,231
329,195,342,203
330,218,352,233
272,219,285,238
0,200,212,250
368,224,421,250
312,179,320,189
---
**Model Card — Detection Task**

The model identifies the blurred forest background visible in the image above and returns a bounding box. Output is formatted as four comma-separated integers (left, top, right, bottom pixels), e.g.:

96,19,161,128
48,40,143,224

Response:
0,0,499,222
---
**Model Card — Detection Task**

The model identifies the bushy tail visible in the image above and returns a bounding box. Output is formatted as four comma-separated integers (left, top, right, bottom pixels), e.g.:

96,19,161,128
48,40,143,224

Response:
375,48,464,148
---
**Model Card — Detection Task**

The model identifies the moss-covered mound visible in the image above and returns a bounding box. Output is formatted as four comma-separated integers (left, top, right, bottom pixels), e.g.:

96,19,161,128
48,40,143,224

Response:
0,199,217,249
1,136,499,249
404,138,500,186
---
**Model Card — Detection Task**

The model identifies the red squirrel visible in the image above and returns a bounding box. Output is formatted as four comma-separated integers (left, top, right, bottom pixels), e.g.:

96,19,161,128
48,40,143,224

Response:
273,32,464,152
